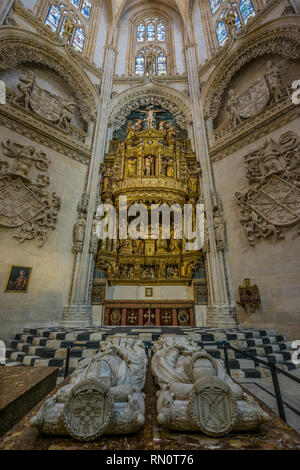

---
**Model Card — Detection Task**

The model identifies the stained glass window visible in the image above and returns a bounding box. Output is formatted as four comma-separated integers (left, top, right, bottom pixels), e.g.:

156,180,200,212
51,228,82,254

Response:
81,0,92,19
59,16,67,38
157,54,167,76
157,23,166,41
73,27,85,52
210,0,220,14
147,23,156,41
216,21,227,46
239,0,255,23
45,5,62,32
233,9,241,31
137,23,145,42
71,0,80,8
135,54,145,76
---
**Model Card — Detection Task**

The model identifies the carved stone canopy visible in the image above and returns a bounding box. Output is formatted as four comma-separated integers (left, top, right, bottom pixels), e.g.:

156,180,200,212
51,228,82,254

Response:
108,86,192,131
0,28,98,122
202,21,300,120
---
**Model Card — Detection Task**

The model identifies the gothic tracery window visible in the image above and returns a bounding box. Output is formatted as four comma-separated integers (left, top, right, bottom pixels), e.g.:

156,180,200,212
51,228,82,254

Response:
216,21,227,46
135,46,167,76
134,16,168,76
44,2,88,52
136,17,166,43
213,0,256,46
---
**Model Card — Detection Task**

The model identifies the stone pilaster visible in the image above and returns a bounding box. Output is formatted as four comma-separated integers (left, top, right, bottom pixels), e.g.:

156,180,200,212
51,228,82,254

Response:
184,41,236,328
61,44,116,327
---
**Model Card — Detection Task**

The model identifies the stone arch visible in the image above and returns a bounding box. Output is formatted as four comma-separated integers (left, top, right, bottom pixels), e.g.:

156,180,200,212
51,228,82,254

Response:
0,27,98,122
202,17,300,120
108,80,192,131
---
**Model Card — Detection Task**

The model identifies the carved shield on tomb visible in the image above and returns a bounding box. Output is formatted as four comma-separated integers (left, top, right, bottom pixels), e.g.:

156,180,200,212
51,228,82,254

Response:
0,178,46,228
188,376,237,437
247,175,300,227
30,83,63,122
64,378,113,441
236,77,270,119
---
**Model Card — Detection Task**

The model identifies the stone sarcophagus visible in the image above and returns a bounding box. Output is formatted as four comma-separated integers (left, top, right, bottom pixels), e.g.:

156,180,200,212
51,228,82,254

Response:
152,335,269,437
30,336,147,441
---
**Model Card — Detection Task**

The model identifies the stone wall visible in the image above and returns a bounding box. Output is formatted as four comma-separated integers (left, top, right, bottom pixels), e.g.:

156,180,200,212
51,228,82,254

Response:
213,118,300,339
0,127,87,339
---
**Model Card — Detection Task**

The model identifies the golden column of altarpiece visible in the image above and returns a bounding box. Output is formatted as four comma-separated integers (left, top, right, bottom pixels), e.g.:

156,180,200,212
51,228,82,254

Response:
96,124,204,286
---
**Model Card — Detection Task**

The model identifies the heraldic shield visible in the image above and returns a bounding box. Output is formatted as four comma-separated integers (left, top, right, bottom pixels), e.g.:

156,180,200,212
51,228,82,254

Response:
64,379,113,442
188,377,237,437
30,83,63,122
0,178,46,228
247,175,300,227
236,77,270,119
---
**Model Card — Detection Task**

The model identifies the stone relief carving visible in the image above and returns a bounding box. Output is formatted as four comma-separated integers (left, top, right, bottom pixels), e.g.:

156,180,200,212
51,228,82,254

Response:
225,62,286,129
152,335,269,436
0,139,61,247
109,91,191,131
235,131,300,245
204,32,300,120
73,193,89,254
0,35,97,123
14,71,78,136
30,335,147,441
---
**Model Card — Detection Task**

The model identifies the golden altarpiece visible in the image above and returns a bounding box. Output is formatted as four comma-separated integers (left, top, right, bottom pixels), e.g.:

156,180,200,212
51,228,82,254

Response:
94,122,207,326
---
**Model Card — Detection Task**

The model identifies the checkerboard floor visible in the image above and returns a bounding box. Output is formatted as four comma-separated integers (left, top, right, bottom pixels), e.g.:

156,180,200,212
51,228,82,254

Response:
2,325,299,382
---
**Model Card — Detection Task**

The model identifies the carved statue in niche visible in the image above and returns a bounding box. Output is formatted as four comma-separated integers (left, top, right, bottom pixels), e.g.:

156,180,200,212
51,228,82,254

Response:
225,10,237,39
166,264,179,278
156,225,168,254
90,215,100,256
227,89,243,127
152,336,269,436
126,157,137,177
15,71,36,110
133,238,144,255
62,15,76,41
119,264,135,279
57,99,76,131
0,139,61,247
144,155,155,176
265,61,284,102
119,238,133,254
169,234,182,254
73,215,86,253
188,163,201,193
146,49,156,77
161,157,174,177
141,265,156,280
214,210,225,251
30,336,147,441
100,164,113,193
165,123,178,147
236,131,300,245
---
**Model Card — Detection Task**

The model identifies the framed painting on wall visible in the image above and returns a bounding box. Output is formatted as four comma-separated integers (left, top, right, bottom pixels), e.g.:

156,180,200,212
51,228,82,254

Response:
4,266,32,293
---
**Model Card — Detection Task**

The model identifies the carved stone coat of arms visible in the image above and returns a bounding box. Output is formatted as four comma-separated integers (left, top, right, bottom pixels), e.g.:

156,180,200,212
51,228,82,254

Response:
0,139,61,246
235,77,270,119
235,132,300,245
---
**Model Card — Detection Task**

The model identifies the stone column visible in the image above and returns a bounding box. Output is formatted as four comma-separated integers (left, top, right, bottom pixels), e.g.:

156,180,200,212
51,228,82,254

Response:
0,0,14,24
61,44,116,327
184,41,236,328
